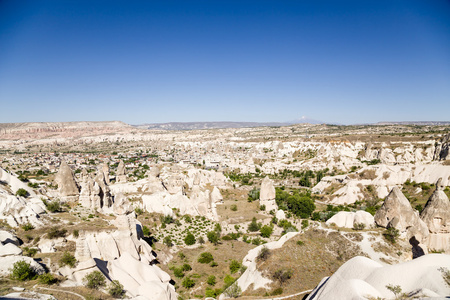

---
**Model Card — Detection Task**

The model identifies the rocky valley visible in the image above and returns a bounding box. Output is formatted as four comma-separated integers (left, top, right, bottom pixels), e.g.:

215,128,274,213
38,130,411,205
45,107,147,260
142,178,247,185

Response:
0,122,449,300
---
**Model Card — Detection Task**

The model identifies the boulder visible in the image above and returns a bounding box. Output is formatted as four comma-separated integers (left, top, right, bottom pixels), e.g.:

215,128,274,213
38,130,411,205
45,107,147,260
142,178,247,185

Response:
275,209,286,220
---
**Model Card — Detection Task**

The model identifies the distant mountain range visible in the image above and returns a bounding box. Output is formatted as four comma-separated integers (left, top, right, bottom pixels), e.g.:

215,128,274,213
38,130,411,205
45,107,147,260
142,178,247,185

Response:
375,121,450,125
134,117,324,130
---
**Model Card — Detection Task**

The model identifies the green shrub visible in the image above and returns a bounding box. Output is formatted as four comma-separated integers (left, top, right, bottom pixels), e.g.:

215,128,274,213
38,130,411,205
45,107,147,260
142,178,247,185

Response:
260,225,273,238
21,223,35,231
134,207,144,215
271,287,283,296
83,270,106,289
223,274,236,289
273,269,293,286
353,222,365,231
46,201,61,213
383,227,400,244
182,263,192,272
23,247,38,257
206,231,219,245
230,204,237,211
210,261,218,267
207,275,216,286
59,252,77,268
73,229,79,238
182,276,195,289
15,188,29,198
142,225,150,236
205,287,222,297
223,281,241,298
47,227,67,239
38,273,57,285
173,267,184,278
28,182,39,188
248,217,260,232
184,232,196,245
163,236,173,247
108,280,125,298
229,260,241,274
257,246,271,261
301,219,309,229
9,260,37,281
198,252,214,264
296,240,305,246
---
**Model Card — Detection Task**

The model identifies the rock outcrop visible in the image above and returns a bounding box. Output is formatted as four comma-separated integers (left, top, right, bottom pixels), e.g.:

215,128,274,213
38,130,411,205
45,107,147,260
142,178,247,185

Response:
62,214,177,300
374,187,428,237
306,254,450,300
420,179,450,253
259,176,278,212
326,211,374,229
115,160,127,183
54,161,79,201
434,133,450,161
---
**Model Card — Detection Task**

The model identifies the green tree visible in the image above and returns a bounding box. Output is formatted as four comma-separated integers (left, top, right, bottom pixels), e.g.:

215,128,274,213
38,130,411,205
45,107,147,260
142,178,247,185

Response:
207,231,220,245
198,252,214,264
248,217,260,232
59,252,77,268
229,260,241,274
15,188,29,198
163,236,173,247
184,232,196,245
108,280,125,298
207,275,216,286
9,260,37,281
260,225,273,238
83,270,106,289
182,276,195,289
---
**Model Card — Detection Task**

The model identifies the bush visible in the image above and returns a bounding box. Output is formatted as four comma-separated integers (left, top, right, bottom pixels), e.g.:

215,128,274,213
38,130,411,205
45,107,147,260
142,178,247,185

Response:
182,263,192,272
198,252,214,264
223,274,236,289
273,269,293,286
184,232,196,245
21,223,35,231
248,217,260,232
47,227,67,239
23,247,38,257
163,236,173,247
46,201,61,213
38,273,57,285
134,207,144,215
197,236,205,244
206,231,219,245
223,282,242,298
182,276,195,289
271,287,283,295
230,204,237,211
229,260,241,274
83,270,106,289
73,229,79,238
173,267,184,278
108,280,125,298
210,261,218,267
248,187,260,202
9,260,37,281
205,287,222,298
59,252,77,268
257,246,271,261
15,188,29,198
259,204,266,211
353,222,366,231
301,219,309,229
207,275,216,286
383,227,400,244
141,225,150,236
260,225,273,238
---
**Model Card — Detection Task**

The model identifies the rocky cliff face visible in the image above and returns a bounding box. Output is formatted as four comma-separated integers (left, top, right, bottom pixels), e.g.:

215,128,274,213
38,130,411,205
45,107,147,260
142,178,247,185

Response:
0,121,134,140
434,133,450,161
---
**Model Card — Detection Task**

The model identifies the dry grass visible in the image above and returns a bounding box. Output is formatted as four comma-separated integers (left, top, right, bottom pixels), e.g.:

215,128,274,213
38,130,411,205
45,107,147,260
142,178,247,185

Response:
159,240,254,299
241,228,365,298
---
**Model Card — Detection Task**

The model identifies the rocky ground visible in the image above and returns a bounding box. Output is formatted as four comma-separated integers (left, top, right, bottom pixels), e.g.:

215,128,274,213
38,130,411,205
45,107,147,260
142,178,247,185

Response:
0,123,449,300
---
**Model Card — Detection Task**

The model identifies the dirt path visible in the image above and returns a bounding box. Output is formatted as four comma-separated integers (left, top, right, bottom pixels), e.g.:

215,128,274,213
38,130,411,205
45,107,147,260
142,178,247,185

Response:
33,285,86,300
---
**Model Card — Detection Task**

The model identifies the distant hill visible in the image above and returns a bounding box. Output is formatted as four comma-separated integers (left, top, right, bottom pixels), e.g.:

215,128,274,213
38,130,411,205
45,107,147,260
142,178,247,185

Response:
376,121,450,125
135,117,325,130
0,121,133,140
134,121,292,130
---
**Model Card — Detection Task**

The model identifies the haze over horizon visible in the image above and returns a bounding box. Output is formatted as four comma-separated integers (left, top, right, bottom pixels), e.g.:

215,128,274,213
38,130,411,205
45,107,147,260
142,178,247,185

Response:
1,1,449,125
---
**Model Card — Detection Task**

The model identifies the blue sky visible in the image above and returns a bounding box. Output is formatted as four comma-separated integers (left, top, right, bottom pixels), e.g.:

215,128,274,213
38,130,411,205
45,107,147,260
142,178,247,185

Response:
1,1,449,124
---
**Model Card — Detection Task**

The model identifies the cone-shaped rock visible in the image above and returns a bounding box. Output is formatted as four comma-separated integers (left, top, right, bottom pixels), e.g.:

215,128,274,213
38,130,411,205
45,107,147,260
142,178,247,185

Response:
421,178,450,234
259,176,278,212
116,160,127,183
54,161,79,200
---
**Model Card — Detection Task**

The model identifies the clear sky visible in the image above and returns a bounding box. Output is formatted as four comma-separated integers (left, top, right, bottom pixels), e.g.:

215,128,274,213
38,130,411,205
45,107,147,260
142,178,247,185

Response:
1,0,449,124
